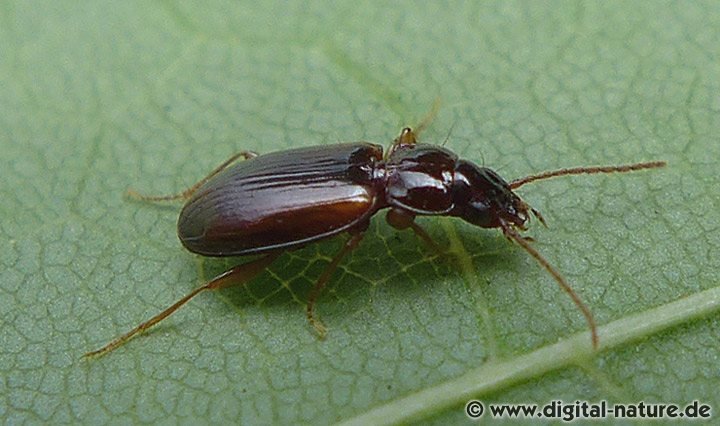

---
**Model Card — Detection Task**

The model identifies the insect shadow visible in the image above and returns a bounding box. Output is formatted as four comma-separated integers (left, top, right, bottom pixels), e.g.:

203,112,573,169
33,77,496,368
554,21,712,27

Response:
207,219,450,312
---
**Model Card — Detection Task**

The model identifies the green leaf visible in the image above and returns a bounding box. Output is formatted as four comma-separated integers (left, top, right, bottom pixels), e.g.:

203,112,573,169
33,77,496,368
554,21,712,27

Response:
2,1,718,424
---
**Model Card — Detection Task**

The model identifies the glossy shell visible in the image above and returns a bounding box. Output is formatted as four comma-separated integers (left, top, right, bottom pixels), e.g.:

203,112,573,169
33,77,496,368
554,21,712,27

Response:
178,143,383,256
385,144,458,214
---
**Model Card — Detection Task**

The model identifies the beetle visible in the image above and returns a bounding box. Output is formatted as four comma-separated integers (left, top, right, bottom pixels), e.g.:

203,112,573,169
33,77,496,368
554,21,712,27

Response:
84,127,665,358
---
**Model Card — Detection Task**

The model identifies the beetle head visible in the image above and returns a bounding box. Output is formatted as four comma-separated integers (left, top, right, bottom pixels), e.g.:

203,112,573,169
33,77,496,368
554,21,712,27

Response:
452,160,543,230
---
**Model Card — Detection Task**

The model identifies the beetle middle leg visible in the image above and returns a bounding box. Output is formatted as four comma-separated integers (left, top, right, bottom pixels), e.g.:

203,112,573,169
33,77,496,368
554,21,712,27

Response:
386,208,444,256
306,232,365,337
127,150,258,201
83,251,279,358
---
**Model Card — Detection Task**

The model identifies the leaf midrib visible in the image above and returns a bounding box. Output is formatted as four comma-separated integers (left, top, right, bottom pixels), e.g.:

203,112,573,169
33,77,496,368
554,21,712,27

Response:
339,284,720,425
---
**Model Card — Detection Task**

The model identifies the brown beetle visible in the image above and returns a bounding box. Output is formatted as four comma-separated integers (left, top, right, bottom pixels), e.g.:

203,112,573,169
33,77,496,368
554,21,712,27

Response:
85,126,665,357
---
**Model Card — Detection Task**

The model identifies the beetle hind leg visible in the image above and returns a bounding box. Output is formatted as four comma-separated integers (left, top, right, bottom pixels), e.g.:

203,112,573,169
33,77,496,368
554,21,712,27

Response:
83,251,279,359
127,150,258,202
306,232,365,337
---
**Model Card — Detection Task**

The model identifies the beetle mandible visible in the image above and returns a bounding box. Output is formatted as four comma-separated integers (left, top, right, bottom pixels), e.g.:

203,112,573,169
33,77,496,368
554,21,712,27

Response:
85,125,665,357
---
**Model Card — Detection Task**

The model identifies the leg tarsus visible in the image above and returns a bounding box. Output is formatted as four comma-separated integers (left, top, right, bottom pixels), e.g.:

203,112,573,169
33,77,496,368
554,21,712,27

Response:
310,316,328,338
306,232,364,337
127,150,258,202
83,251,279,359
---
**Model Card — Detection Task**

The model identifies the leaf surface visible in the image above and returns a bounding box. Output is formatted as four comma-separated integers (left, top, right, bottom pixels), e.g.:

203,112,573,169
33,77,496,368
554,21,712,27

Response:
1,1,718,424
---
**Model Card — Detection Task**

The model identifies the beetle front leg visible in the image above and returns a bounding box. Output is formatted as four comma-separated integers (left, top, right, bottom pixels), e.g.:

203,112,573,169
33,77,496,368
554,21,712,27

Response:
386,208,444,256
127,150,258,202
84,251,279,359
306,232,365,337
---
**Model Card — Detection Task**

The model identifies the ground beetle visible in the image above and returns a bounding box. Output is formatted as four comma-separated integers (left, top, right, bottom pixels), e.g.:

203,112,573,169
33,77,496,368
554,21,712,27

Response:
85,124,665,357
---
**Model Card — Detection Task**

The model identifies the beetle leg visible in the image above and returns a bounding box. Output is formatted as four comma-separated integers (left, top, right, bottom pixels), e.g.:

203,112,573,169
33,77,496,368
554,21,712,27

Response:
385,127,419,159
83,251,279,358
413,97,441,136
385,98,442,159
306,232,365,337
126,151,259,202
386,208,444,256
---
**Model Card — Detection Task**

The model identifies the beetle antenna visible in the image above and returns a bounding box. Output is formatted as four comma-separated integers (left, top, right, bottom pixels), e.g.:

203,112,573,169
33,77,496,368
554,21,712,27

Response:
500,222,599,349
509,161,666,190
